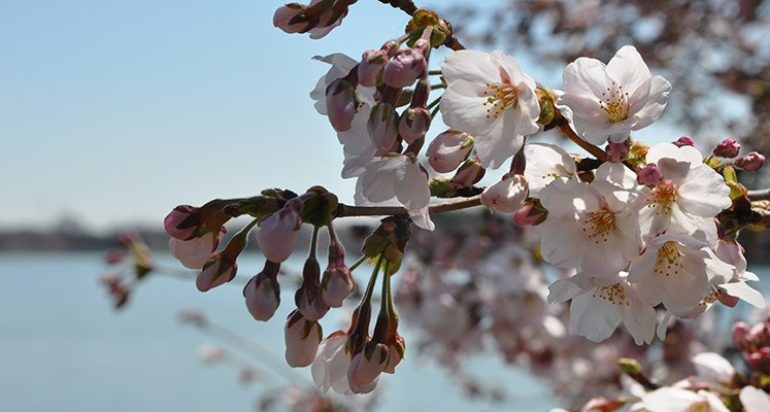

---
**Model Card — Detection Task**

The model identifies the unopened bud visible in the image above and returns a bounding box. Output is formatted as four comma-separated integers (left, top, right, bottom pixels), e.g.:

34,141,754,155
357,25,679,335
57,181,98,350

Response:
170,227,225,269
673,136,695,147
480,175,529,213
713,138,741,158
382,44,427,88
735,152,766,172
368,102,400,155
164,205,199,240
450,158,485,188
196,254,237,292
257,199,303,263
347,342,389,394
382,337,405,374
398,107,431,144
733,321,750,348
272,4,305,34
358,49,388,88
637,164,662,187
513,199,548,226
325,78,360,132
244,262,281,321
606,141,629,163
427,130,473,173
284,310,322,368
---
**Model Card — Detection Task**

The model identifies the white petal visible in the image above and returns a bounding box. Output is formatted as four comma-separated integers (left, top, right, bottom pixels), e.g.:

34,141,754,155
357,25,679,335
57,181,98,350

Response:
547,277,582,304
570,290,622,342
740,386,770,412
606,45,651,93
677,165,731,217
630,76,671,130
721,281,766,308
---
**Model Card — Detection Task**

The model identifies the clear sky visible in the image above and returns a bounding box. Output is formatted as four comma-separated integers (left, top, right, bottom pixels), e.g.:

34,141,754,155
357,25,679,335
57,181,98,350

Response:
0,0,694,232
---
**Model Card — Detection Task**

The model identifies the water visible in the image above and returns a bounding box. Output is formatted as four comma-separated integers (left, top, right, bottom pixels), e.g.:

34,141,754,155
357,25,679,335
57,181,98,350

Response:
0,253,555,412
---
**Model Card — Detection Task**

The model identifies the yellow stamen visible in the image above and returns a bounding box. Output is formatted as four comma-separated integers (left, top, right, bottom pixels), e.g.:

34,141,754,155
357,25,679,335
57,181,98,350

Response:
580,208,616,244
654,241,684,277
593,283,630,306
598,81,630,123
646,180,677,215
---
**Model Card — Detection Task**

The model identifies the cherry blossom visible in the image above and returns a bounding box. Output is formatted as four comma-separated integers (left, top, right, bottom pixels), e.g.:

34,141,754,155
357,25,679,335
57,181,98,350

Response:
628,234,734,316
548,272,655,344
480,174,528,213
641,387,729,412
537,163,641,277
440,50,540,169
557,45,672,145
637,143,731,239
284,311,323,368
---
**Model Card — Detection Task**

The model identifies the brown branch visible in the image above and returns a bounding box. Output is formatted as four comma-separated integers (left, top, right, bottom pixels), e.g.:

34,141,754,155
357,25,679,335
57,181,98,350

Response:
376,0,417,15
748,188,770,201
557,123,608,162
335,195,482,217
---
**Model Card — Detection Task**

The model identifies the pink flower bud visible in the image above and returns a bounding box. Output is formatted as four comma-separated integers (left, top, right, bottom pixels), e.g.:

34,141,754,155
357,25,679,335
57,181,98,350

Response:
367,102,400,155
735,152,766,172
347,343,389,394
295,286,329,321
733,321,750,347
243,263,281,321
321,267,355,308
480,175,529,213
382,337,405,374
169,227,225,269
257,200,303,263
398,107,431,144
382,44,427,88
427,130,474,173
284,310,323,368
673,136,695,147
272,4,305,34
320,241,355,307
196,255,237,292
164,205,199,240
713,138,741,158
605,141,629,163
325,78,359,132
637,163,662,187
358,49,388,87
513,199,548,226
451,158,485,188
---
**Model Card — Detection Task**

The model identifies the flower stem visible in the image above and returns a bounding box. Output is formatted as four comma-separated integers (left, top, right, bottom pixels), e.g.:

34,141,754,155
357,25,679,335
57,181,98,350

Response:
748,188,770,201
349,255,367,272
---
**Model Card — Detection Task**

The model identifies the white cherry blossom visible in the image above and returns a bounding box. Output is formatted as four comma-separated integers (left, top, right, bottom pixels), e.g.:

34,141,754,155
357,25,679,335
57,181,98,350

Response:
740,386,770,412
628,234,734,316
557,45,671,145
537,163,641,277
480,174,528,213
311,332,354,394
440,50,540,169
637,143,731,239
642,388,729,412
548,272,655,344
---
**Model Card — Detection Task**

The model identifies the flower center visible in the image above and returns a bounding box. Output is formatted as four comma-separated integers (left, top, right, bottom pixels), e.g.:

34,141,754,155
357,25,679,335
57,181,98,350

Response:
647,180,677,215
593,283,629,306
598,81,630,123
580,208,616,244
654,241,684,277
482,68,519,119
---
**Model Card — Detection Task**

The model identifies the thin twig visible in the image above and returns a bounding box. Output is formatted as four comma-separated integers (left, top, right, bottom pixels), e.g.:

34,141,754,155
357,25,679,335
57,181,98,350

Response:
335,195,482,218
748,188,770,201
557,123,608,162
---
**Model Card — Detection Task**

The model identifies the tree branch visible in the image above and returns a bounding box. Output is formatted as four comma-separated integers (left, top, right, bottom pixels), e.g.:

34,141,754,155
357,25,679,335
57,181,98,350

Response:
336,195,482,217
376,0,417,15
557,123,608,162
748,188,770,201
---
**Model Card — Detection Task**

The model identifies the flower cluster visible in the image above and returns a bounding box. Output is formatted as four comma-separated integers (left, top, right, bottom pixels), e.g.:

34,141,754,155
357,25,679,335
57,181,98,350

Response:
151,1,770,401
164,187,411,394
557,315,770,412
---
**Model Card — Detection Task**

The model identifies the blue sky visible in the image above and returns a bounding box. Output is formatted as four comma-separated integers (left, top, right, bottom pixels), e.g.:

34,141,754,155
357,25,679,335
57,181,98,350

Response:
1,0,692,232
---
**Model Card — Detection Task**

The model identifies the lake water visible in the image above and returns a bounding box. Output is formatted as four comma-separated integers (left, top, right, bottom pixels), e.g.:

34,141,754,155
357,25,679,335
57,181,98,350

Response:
0,253,557,412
